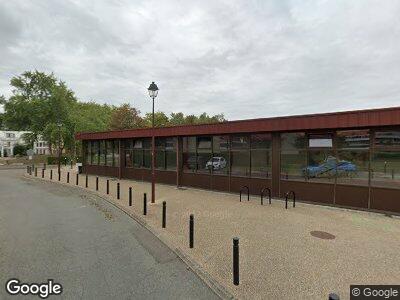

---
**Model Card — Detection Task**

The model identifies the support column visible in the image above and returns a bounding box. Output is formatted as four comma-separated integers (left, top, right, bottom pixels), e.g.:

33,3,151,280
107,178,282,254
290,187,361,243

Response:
119,139,123,180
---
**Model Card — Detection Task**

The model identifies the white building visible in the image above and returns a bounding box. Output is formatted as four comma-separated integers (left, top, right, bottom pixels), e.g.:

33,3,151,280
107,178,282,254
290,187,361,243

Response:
0,131,30,157
33,138,50,155
0,131,50,157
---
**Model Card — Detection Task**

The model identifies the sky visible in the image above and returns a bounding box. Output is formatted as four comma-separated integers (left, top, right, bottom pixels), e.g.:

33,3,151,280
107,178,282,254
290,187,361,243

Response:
1,0,400,120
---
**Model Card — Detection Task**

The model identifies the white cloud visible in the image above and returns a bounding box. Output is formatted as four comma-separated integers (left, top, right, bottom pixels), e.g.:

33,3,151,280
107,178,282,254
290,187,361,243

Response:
0,0,399,120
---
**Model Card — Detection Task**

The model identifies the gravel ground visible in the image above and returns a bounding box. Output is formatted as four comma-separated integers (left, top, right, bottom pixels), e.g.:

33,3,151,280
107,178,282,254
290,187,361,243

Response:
30,167,400,299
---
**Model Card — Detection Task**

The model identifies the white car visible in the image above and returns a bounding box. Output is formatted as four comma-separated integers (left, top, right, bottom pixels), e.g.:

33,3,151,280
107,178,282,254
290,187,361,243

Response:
206,157,227,170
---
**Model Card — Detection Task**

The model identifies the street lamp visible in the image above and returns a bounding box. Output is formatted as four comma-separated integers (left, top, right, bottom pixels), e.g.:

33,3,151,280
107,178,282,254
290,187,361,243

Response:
148,81,159,204
56,122,62,175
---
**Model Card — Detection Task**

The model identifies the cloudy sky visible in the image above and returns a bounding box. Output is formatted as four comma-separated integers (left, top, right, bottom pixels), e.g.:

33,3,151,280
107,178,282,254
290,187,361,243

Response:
1,0,400,120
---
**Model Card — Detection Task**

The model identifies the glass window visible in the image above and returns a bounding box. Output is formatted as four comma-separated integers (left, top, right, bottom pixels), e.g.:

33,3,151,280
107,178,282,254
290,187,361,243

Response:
231,135,249,150
106,140,113,166
125,139,134,149
166,138,177,171
99,141,106,165
212,136,229,175
372,130,400,189
143,150,151,168
113,140,119,167
183,137,196,173
251,134,271,178
197,136,212,173
306,149,336,183
125,150,133,168
335,130,370,186
231,151,250,177
281,133,307,180
133,149,143,167
85,141,91,165
91,141,99,165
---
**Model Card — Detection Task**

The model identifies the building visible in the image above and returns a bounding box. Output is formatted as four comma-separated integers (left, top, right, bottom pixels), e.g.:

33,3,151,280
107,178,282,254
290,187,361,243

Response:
76,106,400,214
0,130,30,157
33,137,50,155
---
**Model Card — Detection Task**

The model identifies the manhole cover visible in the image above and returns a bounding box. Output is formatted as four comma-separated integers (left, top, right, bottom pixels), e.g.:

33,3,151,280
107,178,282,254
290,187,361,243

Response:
310,231,336,240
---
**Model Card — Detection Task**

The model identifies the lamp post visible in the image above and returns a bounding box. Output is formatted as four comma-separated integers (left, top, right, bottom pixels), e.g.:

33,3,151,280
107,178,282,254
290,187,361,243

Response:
56,122,62,175
148,82,159,204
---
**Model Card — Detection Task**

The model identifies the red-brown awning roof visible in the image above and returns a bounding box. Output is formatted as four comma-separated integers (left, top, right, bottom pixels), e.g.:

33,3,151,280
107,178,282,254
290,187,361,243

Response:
75,106,400,140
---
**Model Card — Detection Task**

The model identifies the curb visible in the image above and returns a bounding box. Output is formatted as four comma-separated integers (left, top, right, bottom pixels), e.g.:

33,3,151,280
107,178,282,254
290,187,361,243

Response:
23,174,236,300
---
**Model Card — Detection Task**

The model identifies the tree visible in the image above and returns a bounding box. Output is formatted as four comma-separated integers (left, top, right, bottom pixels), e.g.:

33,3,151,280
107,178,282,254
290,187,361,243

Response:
169,112,185,126
143,111,170,127
13,144,29,156
108,103,143,130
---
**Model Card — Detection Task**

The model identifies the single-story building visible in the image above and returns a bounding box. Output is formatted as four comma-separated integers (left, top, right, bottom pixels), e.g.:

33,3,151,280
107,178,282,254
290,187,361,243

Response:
76,106,400,214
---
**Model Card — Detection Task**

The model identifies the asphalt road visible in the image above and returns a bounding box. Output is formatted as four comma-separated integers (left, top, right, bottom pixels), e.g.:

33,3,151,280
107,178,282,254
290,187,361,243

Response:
0,169,218,300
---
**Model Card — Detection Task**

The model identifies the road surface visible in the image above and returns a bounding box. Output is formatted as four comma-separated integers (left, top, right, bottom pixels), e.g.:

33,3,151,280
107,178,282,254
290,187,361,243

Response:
0,169,218,299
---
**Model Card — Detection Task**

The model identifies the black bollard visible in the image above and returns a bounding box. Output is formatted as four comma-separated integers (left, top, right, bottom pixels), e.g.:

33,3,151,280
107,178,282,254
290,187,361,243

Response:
96,177,99,191
328,293,340,300
233,237,239,285
58,170,61,181
70,161,73,169
143,193,147,215
41,169,44,178
67,172,70,183
162,201,166,228
76,173,79,185
106,180,109,194
129,187,132,206
117,183,120,199
27,166,29,174
85,175,88,188
50,169,53,180
35,168,37,177
189,214,194,248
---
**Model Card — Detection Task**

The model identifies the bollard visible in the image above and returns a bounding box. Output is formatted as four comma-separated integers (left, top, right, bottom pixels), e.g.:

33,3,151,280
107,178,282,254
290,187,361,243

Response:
70,160,73,169
41,169,44,178
85,175,88,188
117,182,120,199
76,173,79,185
143,193,147,215
27,166,29,174
67,172,70,183
129,187,132,206
43,163,46,170
233,237,239,285
106,180,109,194
50,169,53,180
189,214,194,248
162,201,166,228
96,177,99,191
328,293,340,300
58,171,61,181
35,168,37,177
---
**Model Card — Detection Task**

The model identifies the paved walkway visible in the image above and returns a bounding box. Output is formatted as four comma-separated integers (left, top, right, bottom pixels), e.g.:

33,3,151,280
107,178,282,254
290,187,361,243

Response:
0,169,218,299
30,167,400,299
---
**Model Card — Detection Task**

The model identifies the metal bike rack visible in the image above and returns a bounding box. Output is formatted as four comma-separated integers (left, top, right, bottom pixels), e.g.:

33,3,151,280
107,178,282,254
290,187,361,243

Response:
261,187,271,205
239,186,249,202
285,191,296,209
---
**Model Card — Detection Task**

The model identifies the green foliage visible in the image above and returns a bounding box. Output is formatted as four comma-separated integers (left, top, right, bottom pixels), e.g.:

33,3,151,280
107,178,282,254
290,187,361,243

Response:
13,144,29,156
47,156,70,165
108,103,143,130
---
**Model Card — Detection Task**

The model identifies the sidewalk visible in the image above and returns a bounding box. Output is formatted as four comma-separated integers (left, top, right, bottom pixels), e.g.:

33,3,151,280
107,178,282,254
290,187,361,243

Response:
28,166,400,299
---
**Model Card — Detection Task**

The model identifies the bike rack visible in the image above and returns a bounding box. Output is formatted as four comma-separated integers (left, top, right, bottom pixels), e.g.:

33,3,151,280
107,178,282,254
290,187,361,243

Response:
239,186,249,202
260,187,271,205
285,191,296,209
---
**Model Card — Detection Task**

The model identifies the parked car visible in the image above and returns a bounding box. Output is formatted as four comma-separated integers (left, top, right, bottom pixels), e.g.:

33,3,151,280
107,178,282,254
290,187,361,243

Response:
206,157,227,170
302,156,356,178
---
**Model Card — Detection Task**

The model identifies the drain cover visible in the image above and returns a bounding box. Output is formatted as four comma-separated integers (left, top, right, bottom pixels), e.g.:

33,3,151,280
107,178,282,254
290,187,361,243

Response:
310,231,336,240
